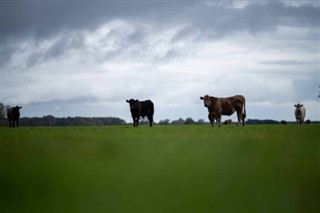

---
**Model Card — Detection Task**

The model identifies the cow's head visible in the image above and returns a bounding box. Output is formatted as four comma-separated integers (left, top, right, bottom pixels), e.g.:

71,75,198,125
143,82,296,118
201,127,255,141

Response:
9,106,22,118
126,99,138,109
13,106,22,113
294,103,303,115
200,95,213,107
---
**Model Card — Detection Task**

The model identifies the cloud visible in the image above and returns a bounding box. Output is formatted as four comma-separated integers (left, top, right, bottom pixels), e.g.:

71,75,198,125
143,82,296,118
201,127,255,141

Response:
3,1,319,40
1,1,319,122
260,60,318,65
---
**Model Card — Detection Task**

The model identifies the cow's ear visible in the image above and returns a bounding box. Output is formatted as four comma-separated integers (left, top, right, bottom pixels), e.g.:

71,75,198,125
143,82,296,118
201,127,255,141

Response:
300,104,303,107
294,104,297,107
135,99,138,102
210,96,214,100
126,100,129,103
200,97,204,100
19,106,22,109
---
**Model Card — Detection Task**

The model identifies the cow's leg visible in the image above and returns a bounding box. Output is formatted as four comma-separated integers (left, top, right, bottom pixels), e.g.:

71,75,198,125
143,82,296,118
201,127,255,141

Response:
132,117,136,127
136,117,139,127
242,114,246,126
147,115,153,127
12,120,15,128
8,119,12,128
208,114,214,127
236,111,242,126
217,115,221,127
16,119,19,128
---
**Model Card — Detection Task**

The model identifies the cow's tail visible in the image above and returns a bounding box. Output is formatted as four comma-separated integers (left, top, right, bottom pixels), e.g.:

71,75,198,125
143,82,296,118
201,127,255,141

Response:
148,100,154,125
147,101,154,115
242,99,246,125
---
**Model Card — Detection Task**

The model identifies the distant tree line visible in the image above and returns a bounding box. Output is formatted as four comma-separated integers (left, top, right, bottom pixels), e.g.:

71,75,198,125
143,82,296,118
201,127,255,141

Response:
0,115,126,127
246,119,280,125
157,117,206,125
0,103,6,119
0,102,318,127
0,115,317,127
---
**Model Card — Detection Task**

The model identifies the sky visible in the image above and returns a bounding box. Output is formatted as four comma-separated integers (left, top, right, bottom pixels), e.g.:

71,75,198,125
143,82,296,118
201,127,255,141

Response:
1,0,319,123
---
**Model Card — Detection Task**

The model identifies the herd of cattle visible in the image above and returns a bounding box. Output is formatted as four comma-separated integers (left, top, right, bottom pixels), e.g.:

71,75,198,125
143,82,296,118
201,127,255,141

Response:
6,95,307,128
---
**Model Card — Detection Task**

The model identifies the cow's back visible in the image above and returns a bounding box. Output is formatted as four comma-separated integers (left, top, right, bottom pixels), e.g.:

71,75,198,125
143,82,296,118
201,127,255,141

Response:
140,100,154,116
233,95,245,105
302,107,306,120
219,95,245,116
231,95,245,110
219,98,233,115
295,106,306,120
13,109,20,120
7,108,13,119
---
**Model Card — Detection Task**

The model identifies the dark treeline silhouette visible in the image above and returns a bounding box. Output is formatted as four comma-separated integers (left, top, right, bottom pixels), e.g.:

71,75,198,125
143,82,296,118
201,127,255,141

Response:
0,116,318,127
0,116,126,127
246,119,280,125
158,117,205,125
1,103,318,127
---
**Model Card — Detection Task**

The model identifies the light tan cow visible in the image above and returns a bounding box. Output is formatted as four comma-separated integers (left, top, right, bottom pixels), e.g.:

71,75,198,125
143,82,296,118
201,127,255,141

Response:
294,103,306,125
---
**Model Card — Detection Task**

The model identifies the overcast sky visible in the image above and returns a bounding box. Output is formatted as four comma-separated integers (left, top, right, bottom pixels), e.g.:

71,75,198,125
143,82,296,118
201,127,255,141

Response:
1,0,319,122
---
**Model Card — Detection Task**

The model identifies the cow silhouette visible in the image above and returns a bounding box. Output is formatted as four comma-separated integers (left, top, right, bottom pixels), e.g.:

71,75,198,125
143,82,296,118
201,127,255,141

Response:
7,106,22,128
126,99,154,127
294,103,306,125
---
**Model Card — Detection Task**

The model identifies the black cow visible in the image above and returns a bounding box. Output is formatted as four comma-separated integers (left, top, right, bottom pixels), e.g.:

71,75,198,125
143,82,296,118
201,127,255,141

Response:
7,106,22,128
126,99,154,127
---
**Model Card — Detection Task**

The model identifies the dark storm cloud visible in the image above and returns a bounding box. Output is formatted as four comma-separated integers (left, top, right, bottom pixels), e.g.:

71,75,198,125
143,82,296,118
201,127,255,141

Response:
2,1,318,67
2,2,109,40
188,1,319,39
21,32,86,68
1,1,194,66
1,1,193,40
2,1,319,41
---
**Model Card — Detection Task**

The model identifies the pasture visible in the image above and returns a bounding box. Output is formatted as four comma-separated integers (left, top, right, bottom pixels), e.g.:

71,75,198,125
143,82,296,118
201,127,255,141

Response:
1,125,319,213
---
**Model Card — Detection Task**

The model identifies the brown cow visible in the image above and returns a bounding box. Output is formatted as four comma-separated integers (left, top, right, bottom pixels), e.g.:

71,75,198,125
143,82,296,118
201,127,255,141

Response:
7,106,22,128
200,95,246,127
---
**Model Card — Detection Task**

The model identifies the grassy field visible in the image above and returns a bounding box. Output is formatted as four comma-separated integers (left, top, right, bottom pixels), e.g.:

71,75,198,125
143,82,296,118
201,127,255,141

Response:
1,125,319,213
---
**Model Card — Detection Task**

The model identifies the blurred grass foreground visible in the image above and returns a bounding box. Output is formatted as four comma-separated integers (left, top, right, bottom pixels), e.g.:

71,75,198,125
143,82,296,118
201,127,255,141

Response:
1,125,319,212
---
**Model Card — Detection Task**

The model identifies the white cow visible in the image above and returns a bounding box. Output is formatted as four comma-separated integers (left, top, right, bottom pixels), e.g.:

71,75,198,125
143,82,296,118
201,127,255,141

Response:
294,103,306,125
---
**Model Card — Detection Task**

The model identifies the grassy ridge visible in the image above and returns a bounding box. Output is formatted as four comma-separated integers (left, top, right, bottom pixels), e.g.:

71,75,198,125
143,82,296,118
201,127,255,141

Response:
1,125,319,212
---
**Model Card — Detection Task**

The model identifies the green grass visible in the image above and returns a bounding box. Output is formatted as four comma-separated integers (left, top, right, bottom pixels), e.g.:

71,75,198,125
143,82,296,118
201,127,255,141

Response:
1,125,319,213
